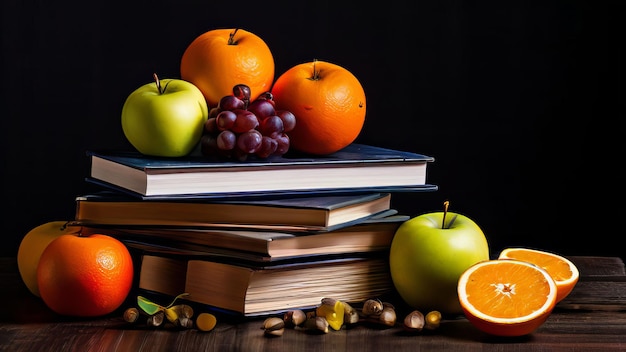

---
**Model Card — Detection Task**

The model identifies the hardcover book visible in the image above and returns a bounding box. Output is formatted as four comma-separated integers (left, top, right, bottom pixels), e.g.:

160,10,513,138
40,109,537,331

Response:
137,252,393,316
86,143,435,198
83,211,408,261
72,191,393,231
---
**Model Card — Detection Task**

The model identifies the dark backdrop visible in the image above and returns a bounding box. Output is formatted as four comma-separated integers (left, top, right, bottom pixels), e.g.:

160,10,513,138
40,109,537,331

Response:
3,1,623,259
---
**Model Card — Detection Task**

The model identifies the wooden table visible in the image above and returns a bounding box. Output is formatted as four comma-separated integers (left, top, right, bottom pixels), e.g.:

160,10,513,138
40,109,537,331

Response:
1,256,625,351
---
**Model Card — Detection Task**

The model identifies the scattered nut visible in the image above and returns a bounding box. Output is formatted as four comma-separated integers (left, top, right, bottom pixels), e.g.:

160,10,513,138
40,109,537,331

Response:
403,310,425,332
147,311,165,327
359,301,397,327
361,298,384,317
342,302,360,325
173,304,194,319
378,305,397,327
320,297,339,306
284,309,306,327
123,307,141,324
304,316,329,334
174,316,194,329
425,310,442,330
262,317,285,336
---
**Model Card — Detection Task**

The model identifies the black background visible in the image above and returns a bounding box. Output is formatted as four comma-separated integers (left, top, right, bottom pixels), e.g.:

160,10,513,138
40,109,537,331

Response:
3,1,623,259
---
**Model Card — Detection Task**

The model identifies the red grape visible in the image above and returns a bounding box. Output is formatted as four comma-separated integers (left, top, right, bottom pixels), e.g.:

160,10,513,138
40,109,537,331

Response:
276,110,296,132
247,99,276,120
274,132,290,155
204,117,218,134
232,84,251,103
237,129,263,153
216,110,237,131
218,95,245,111
208,107,220,119
256,136,278,158
232,109,259,133
259,115,284,136
216,130,237,150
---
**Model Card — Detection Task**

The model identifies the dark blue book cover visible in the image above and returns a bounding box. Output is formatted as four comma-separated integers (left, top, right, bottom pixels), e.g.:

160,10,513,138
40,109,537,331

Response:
86,143,436,198
88,143,435,170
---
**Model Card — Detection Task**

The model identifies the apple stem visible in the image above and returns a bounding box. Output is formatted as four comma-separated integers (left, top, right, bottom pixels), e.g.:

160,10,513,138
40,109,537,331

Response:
153,73,162,94
442,201,449,229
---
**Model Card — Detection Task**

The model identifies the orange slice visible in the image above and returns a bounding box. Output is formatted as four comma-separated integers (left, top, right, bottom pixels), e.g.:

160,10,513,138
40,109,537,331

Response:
457,259,558,336
498,247,579,303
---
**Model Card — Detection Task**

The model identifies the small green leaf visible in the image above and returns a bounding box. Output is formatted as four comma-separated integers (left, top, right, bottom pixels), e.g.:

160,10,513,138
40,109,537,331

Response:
137,296,164,315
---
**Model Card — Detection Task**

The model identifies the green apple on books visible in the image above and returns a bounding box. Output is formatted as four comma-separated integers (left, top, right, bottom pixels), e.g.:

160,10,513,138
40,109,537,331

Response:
121,73,208,157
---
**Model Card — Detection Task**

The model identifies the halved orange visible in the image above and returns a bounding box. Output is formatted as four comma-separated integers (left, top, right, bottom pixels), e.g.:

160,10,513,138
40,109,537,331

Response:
498,247,579,303
457,259,558,337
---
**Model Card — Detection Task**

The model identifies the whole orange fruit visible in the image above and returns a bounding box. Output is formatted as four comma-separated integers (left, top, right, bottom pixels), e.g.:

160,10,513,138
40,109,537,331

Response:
17,221,82,297
37,233,134,317
271,60,366,155
180,28,275,108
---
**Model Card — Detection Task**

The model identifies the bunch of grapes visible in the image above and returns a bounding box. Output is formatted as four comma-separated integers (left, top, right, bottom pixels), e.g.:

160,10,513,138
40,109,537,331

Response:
200,84,296,161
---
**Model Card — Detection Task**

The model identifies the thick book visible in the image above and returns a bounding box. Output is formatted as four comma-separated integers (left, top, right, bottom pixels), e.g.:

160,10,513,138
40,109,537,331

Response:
86,143,435,198
137,252,393,316
84,212,408,261
72,191,393,231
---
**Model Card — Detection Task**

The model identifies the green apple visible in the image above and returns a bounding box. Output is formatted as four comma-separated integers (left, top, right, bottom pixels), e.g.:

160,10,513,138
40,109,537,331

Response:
389,209,489,315
121,74,209,157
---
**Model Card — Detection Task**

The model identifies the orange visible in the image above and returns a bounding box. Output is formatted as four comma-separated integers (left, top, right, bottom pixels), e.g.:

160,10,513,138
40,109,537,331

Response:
180,28,275,108
37,233,134,317
271,60,366,155
498,247,579,303
457,259,558,337
17,221,83,297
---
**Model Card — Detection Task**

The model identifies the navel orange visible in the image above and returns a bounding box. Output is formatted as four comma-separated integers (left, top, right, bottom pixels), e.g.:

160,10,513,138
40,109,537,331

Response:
457,259,558,337
37,233,134,317
498,247,579,303
271,60,366,155
180,28,275,108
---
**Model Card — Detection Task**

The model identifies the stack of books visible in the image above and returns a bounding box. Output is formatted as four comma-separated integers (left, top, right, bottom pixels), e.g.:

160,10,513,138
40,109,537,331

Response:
73,143,436,317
